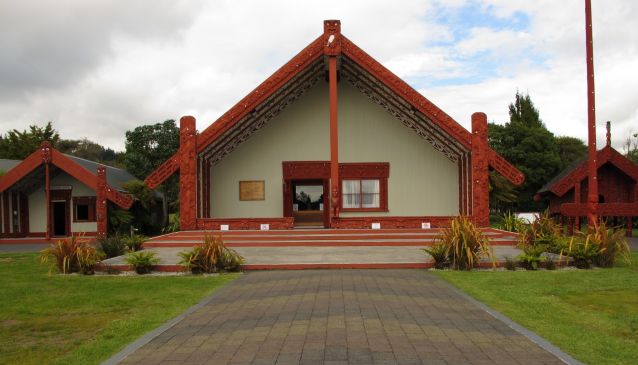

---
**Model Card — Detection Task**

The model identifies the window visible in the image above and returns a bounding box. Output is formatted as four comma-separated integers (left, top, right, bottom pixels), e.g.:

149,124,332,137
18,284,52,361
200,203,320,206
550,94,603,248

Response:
342,179,381,210
73,197,96,222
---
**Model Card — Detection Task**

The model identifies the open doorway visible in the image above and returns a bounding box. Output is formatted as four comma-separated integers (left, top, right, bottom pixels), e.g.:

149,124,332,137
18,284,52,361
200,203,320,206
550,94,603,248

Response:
52,201,68,236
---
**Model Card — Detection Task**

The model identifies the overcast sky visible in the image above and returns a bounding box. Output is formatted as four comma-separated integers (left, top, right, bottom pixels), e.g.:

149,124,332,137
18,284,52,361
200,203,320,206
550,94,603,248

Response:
1,0,636,152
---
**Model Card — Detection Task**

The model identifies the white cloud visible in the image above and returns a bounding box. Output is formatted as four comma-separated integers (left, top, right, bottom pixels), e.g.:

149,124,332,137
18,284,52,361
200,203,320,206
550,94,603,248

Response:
0,0,636,153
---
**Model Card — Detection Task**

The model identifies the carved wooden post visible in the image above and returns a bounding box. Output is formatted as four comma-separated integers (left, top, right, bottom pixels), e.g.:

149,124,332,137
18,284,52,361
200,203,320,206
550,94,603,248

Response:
324,20,341,224
40,142,52,240
574,181,581,234
585,0,598,226
627,217,633,237
96,166,107,238
179,116,197,230
471,112,489,227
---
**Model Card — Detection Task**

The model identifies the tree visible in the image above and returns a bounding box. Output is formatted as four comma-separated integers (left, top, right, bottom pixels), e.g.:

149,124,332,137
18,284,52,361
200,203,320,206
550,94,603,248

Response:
555,136,587,169
57,138,119,165
123,120,180,214
0,122,60,159
488,92,562,211
623,132,638,164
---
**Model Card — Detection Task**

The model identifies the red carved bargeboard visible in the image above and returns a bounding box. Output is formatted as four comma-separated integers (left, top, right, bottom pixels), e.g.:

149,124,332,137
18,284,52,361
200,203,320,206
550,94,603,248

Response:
96,166,107,238
471,113,490,227
196,218,294,230
560,203,638,217
179,116,198,230
331,216,455,229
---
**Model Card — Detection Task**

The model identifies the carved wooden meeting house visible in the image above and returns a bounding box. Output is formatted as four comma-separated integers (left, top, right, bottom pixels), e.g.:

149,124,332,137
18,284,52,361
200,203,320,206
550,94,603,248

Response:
145,20,525,230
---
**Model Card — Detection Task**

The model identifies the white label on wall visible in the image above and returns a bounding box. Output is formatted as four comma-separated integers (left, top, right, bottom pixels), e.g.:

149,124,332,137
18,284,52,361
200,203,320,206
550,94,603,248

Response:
421,222,431,229
220,224,229,231
319,203,323,211
293,204,298,211
260,224,270,231
371,222,381,229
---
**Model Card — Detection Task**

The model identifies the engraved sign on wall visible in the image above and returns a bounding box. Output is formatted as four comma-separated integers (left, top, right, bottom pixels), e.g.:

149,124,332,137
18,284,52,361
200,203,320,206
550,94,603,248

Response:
239,180,265,201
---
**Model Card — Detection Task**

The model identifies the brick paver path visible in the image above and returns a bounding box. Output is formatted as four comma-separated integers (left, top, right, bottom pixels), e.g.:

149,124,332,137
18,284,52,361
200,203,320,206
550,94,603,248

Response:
119,270,565,365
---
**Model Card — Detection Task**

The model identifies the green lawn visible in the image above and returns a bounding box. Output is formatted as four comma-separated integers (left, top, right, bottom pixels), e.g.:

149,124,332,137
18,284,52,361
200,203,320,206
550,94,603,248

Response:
434,252,638,365
0,253,239,365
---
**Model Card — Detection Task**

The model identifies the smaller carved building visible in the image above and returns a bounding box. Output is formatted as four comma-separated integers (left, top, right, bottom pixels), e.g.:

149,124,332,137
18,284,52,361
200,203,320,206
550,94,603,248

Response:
0,142,134,239
536,124,638,236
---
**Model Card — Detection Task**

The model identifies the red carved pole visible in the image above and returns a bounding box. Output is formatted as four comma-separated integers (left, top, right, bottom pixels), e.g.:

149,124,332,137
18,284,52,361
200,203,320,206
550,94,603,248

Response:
179,116,198,230
41,142,52,240
574,181,581,234
606,121,611,147
585,0,598,226
471,113,489,226
96,166,107,238
324,20,342,225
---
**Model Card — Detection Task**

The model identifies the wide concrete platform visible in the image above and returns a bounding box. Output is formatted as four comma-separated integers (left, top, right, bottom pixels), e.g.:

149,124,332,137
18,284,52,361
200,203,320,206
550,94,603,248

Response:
101,245,522,271
108,270,577,365
100,228,521,271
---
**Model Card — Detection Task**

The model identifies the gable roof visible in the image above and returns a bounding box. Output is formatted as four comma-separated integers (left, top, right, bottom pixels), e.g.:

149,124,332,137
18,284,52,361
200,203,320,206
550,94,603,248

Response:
64,155,136,191
145,20,524,189
0,159,21,172
538,145,638,197
0,143,133,209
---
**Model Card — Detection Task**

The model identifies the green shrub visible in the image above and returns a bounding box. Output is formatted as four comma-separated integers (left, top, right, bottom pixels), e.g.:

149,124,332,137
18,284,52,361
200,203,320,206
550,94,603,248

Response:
40,236,104,274
518,211,565,253
422,242,449,269
545,256,557,270
122,235,147,252
125,251,159,274
179,235,244,274
98,235,128,258
517,244,546,270
586,220,631,267
567,236,600,269
439,216,493,270
500,211,525,232
163,213,180,233
504,256,518,271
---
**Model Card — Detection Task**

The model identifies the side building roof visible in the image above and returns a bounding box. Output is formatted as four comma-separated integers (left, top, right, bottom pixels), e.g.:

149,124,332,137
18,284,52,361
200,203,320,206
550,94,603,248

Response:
0,143,133,209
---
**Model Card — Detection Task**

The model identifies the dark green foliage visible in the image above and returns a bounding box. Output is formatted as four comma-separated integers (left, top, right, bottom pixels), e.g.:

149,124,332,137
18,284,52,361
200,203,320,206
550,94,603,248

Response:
125,251,159,274
488,92,562,211
179,235,244,274
437,216,493,270
517,244,546,270
422,242,449,269
57,138,120,166
504,257,518,271
122,235,147,252
555,136,587,168
123,120,180,215
567,237,600,269
0,122,60,159
40,236,104,274
545,256,557,270
107,203,134,235
489,171,518,211
123,179,164,235
98,235,128,258
585,220,630,268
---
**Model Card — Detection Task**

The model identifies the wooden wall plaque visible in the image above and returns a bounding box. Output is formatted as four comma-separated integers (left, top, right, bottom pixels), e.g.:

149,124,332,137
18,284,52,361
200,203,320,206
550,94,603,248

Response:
239,180,265,201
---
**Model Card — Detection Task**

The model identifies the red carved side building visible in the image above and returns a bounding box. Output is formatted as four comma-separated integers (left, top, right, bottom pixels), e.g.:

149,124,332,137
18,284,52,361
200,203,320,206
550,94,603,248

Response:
536,124,638,236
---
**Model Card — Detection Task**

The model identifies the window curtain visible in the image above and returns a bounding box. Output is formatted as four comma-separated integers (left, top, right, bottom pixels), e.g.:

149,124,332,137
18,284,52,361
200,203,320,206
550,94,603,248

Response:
361,179,380,208
342,180,360,208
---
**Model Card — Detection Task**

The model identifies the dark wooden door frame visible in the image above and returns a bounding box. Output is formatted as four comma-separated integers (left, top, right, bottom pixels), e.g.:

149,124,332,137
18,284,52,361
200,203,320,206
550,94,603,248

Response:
282,162,331,228
49,189,71,237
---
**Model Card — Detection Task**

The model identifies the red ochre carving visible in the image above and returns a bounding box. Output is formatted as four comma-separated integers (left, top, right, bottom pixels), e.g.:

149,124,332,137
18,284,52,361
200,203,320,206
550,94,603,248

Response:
179,116,198,230
196,218,294,230
331,216,454,229
471,113,490,227
96,166,107,238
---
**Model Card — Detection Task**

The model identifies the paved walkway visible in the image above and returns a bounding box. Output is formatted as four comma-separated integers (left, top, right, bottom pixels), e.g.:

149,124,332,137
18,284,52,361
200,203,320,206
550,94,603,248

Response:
112,270,572,365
